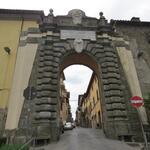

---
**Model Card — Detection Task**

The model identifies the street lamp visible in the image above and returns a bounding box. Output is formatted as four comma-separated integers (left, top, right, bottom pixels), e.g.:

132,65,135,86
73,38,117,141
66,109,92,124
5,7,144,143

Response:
3,47,11,54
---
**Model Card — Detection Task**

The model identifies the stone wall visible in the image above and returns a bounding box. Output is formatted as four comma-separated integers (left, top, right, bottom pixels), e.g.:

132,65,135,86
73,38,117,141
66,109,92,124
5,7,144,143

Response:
115,23,150,96
0,109,6,137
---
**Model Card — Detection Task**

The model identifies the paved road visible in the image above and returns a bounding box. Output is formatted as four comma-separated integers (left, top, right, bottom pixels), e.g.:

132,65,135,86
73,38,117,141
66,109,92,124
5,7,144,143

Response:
35,127,139,150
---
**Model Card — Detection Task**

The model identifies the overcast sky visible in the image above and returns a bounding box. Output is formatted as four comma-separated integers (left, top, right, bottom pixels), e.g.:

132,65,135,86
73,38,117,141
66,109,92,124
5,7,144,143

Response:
1,0,150,21
64,65,92,119
1,0,150,119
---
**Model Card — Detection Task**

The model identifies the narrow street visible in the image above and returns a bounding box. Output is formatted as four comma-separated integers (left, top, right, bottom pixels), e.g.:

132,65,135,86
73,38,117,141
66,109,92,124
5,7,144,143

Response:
34,127,138,150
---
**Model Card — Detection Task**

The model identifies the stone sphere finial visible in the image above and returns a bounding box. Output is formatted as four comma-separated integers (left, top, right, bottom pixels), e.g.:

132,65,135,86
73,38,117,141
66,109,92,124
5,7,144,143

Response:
100,12,103,17
98,11,107,26
49,8,54,16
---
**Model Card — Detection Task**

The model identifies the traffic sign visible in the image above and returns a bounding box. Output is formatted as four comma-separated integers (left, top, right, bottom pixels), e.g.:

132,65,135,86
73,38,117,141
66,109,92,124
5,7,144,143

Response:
130,96,144,108
23,86,36,100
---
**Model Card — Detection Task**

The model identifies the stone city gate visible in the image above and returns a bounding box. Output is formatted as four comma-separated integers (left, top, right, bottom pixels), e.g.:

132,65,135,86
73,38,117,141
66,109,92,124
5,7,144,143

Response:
14,9,145,143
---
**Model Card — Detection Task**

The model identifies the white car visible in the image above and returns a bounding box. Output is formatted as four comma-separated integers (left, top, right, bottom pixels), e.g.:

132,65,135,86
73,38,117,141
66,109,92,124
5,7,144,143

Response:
64,122,73,130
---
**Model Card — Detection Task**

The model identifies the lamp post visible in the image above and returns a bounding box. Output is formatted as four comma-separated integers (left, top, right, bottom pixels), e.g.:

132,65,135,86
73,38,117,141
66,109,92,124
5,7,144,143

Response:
4,47,11,54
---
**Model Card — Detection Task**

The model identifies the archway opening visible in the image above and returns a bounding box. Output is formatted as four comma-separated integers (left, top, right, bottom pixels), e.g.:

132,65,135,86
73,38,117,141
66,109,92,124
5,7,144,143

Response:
59,52,104,131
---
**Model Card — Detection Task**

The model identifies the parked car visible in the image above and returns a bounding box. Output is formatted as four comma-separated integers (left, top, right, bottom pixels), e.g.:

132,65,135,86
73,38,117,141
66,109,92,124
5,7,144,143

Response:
64,122,73,130
72,122,76,128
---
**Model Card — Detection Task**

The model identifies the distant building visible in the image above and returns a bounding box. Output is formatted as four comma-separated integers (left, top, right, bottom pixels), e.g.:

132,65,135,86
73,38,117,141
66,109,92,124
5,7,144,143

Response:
75,95,84,126
60,73,72,125
76,73,102,129
0,9,43,139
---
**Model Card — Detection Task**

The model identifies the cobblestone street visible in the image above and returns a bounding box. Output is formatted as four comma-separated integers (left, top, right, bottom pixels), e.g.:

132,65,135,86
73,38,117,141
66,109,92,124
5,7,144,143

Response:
34,128,139,150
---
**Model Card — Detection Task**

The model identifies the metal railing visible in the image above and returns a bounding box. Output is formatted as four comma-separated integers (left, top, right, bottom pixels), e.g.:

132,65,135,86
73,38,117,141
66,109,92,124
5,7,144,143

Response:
18,137,34,150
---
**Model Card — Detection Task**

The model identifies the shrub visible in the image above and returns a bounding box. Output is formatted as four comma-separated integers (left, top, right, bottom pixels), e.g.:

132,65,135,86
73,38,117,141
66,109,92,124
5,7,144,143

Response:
0,144,29,150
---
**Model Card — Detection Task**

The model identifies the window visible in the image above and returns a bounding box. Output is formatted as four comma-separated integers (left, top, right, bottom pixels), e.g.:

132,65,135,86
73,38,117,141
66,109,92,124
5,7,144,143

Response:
93,97,95,106
96,90,99,101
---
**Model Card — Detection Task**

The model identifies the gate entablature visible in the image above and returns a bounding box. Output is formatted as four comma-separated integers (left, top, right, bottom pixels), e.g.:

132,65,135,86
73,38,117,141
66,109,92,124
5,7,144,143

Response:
40,9,114,33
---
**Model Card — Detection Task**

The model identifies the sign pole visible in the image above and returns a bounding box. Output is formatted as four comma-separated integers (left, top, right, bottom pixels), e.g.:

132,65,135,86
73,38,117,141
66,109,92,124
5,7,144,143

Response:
130,96,148,150
137,109,149,150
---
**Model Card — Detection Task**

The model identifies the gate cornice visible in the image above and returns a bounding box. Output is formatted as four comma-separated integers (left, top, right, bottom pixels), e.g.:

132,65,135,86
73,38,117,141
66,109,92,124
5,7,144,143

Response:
39,9,115,34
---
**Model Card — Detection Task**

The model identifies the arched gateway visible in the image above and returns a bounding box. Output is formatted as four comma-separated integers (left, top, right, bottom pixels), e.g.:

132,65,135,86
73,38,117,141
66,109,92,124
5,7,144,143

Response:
7,9,148,143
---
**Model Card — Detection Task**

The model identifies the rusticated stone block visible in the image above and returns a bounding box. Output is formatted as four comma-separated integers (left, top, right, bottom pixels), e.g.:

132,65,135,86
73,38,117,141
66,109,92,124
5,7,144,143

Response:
53,57,60,63
103,78,121,85
100,57,118,63
114,117,128,121
38,63,45,67
44,61,56,66
37,91,57,97
50,79,58,85
28,27,40,33
36,125,51,140
35,104,57,112
53,47,66,54
39,57,44,62
104,52,117,58
26,37,41,43
35,112,57,119
51,62,59,67
37,73,43,79
107,111,114,117
114,121,129,136
111,103,126,110
44,66,59,72
35,98,57,105
37,79,49,85
38,45,45,50
101,62,118,68
104,48,116,53
95,53,105,59
44,45,53,50
104,90,123,97
105,97,124,104
113,40,129,49
38,78,51,84
91,47,104,55
37,67,44,73
106,103,125,111
113,110,127,117
20,31,28,37
102,73,120,79
51,52,62,57
106,104,112,110
44,55,54,61
37,85,58,91
44,73,58,79
43,56,54,60
102,67,119,73
107,110,127,118
103,84,122,91
39,52,44,57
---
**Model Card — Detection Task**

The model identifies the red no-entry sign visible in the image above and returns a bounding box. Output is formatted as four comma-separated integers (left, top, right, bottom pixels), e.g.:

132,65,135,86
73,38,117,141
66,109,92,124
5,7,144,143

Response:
130,96,148,150
130,96,144,108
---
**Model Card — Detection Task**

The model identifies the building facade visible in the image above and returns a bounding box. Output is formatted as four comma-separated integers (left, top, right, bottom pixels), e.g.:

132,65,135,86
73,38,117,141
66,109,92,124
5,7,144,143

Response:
0,8,150,143
0,9,43,140
75,95,84,126
60,73,72,125
76,73,102,129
